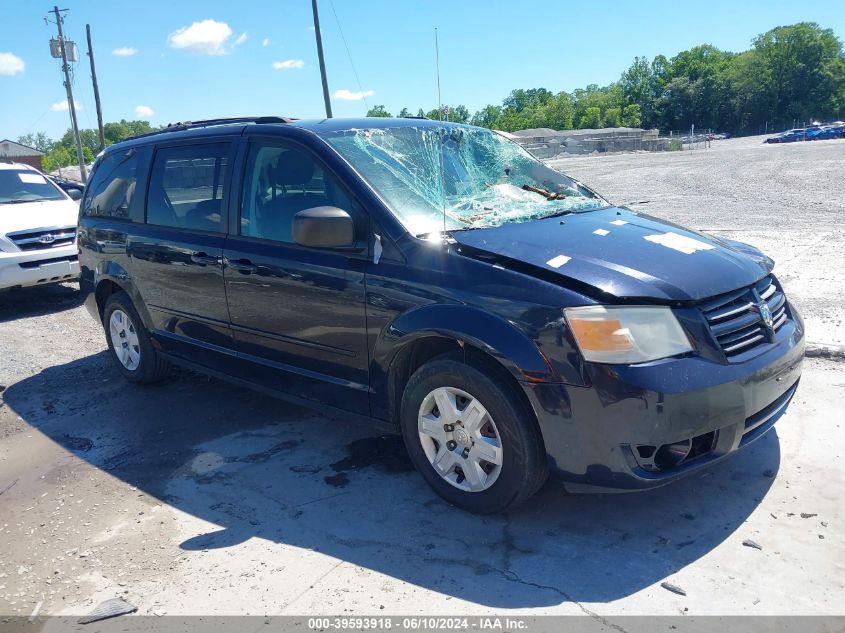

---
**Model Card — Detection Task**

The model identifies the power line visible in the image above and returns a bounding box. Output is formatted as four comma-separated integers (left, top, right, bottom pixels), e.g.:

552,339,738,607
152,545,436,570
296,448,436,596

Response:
327,0,368,110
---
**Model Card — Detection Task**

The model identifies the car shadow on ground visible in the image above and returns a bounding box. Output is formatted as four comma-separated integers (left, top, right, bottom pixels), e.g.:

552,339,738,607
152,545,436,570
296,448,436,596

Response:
0,282,82,323
4,353,780,608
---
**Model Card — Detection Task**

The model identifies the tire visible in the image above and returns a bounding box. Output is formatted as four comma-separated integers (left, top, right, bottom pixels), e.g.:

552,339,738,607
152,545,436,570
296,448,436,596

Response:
103,291,170,384
400,355,548,513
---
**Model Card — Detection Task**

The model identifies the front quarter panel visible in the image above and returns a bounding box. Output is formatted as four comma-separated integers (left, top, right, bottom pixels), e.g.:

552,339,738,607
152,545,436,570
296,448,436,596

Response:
366,239,596,421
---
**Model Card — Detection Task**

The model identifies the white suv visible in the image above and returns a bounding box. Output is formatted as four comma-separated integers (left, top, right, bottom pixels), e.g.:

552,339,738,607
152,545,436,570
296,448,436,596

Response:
0,162,81,291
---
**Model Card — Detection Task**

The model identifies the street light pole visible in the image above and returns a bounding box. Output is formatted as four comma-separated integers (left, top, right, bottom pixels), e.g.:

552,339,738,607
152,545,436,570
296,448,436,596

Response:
311,0,332,118
52,6,87,182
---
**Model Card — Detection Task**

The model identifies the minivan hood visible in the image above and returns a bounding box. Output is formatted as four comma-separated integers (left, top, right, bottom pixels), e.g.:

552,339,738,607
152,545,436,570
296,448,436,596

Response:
449,207,773,302
0,199,79,235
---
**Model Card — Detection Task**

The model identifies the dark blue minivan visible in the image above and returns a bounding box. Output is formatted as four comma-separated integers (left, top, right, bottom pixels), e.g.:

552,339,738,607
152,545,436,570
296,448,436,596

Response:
78,117,804,513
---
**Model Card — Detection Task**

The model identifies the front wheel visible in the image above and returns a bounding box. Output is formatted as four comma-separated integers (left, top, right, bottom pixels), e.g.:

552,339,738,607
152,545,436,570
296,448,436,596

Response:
400,357,548,513
103,291,170,384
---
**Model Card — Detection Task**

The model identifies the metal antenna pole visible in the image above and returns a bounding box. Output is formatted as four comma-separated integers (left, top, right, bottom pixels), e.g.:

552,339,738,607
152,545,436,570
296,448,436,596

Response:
52,6,87,181
311,0,332,118
86,24,105,152
435,27,443,121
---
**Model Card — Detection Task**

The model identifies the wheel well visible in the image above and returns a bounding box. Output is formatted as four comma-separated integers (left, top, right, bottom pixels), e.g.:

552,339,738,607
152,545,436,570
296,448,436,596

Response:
95,280,121,320
387,336,539,435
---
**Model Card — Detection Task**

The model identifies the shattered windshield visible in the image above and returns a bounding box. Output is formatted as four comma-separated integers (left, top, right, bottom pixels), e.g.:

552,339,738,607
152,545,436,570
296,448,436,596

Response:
321,125,606,235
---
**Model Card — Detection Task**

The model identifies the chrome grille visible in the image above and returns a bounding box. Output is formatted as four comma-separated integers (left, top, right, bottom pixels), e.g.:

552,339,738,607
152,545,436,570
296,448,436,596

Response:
700,276,789,358
5,226,77,251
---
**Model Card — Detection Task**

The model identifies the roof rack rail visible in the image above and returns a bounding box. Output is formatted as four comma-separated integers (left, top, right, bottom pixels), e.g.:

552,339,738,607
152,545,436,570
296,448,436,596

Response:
127,116,297,141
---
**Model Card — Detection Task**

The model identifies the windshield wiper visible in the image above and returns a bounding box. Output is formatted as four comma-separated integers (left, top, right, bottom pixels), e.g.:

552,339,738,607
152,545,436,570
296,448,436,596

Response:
0,199,38,204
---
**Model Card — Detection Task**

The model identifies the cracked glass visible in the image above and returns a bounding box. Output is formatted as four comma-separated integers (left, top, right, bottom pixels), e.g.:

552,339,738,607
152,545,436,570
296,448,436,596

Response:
322,125,606,236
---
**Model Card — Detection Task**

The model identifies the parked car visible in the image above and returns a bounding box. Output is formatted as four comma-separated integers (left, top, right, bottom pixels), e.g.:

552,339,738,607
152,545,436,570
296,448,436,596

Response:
0,161,81,291
47,175,85,200
807,125,845,140
78,117,805,513
765,129,806,143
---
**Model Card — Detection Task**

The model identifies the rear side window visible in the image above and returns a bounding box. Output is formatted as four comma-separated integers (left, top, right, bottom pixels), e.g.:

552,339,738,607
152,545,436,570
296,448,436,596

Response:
146,143,230,232
82,147,147,221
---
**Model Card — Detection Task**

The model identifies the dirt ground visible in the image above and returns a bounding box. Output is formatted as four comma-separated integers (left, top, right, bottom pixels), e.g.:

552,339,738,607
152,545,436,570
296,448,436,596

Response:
1,135,843,619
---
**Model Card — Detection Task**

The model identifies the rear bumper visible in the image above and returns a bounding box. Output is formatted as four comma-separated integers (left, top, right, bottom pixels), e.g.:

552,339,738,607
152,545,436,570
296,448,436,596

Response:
523,308,805,492
0,246,79,290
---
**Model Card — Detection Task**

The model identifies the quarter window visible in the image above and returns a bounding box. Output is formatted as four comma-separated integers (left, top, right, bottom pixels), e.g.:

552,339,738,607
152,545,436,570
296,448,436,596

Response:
147,144,230,232
82,147,145,220
240,142,361,244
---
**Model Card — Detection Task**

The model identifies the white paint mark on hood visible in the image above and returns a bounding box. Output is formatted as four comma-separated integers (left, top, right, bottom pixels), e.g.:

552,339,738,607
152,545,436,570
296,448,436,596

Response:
546,254,571,268
644,232,716,255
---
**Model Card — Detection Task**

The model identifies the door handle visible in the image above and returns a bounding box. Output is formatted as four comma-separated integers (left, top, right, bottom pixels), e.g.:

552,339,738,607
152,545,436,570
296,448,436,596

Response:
225,257,258,274
190,252,221,266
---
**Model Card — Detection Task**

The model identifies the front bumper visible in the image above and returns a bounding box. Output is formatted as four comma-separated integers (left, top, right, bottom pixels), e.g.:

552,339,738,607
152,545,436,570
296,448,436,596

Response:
523,308,805,492
0,245,79,290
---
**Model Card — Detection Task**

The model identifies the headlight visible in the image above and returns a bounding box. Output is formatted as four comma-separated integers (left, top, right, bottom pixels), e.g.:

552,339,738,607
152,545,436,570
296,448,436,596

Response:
564,306,692,364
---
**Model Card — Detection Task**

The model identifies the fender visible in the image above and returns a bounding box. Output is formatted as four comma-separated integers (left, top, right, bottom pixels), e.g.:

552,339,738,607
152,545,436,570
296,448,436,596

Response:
87,260,155,331
370,304,559,421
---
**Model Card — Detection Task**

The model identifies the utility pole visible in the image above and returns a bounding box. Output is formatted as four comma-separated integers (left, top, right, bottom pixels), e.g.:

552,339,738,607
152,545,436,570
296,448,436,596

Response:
311,0,332,118
51,6,87,182
86,24,105,152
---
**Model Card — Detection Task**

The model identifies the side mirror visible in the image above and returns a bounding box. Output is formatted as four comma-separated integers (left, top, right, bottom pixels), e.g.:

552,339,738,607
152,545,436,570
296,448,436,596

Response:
67,188,83,201
292,206,354,248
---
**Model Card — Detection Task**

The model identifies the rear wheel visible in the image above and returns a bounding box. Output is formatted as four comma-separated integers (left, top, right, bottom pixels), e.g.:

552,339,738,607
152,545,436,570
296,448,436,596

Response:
400,356,548,513
103,291,170,384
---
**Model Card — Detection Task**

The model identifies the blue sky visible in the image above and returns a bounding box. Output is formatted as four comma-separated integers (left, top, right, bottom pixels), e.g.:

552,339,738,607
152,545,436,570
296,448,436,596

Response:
2,0,843,142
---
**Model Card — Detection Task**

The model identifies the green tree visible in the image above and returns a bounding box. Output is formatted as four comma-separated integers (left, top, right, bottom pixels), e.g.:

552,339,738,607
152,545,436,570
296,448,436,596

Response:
579,107,603,129
752,22,845,125
365,105,391,117
398,107,411,118
621,104,642,127
16,132,55,153
470,105,503,128
603,107,622,127
42,146,75,173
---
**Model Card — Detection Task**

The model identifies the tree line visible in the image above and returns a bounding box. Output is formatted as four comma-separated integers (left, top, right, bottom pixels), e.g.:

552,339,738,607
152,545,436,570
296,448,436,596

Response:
366,22,845,135
18,120,157,173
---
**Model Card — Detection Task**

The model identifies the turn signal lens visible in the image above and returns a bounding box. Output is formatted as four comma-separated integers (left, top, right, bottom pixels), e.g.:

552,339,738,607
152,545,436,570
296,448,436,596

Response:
567,319,633,353
564,306,693,364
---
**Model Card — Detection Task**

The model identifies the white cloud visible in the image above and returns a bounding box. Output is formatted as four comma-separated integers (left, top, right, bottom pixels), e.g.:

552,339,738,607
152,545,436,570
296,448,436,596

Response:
51,100,82,112
262,38,270,47
332,88,374,101
135,105,154,118
272,59,304,70
233,32,248,47
0,52,25,76
112,47,137,57
167,19,235,55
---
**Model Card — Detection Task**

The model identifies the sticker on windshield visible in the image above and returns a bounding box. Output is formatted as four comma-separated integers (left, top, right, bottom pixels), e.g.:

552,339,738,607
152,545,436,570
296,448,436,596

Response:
546,255,571,268
644,232,715,254
593,229,609,236
18,173,48,184
610,220,628,226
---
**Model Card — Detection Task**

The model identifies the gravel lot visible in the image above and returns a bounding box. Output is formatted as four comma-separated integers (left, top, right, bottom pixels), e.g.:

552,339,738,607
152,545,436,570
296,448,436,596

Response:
0,135,843,620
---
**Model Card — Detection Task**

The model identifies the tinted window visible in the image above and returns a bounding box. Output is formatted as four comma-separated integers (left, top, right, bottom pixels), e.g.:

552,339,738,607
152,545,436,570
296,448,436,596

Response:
240,142,360,244
82,148,144,219
147,143,229,232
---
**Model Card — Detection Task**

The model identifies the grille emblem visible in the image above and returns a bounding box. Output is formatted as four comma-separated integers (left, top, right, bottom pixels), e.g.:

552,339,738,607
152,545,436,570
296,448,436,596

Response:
38,234,55,244
758,301,774,328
